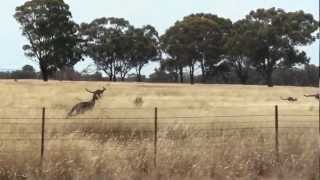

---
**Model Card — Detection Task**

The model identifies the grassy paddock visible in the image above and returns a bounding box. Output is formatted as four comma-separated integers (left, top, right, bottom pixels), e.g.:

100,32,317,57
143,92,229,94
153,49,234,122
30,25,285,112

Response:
0,80,318,179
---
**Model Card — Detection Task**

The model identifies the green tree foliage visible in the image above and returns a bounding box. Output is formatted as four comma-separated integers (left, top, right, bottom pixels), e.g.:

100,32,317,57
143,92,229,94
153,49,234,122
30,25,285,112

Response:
160,29,186,83
81,17,132,81
272,64,319,87
22,65,35,73
81,18,159,82
161,13,232,84
127,25,160,82
14,0,83,81
160,58,180,82
14,2,318,86
10,65,37,79
225,20,256,84
148,68,178,83
243,8,318,86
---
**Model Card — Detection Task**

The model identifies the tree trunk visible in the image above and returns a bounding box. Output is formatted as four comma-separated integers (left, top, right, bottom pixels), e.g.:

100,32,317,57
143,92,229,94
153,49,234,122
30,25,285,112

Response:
172,67,178,82
189,65,194,85
137,67,142,82
103,70,112,81
174,73,178,83
200,61,206,83
106,72,112,81
137,74,141,82
40,62,48,82
42,71,49,82
179,66,184,83
122,71,129,82
266,72,273,87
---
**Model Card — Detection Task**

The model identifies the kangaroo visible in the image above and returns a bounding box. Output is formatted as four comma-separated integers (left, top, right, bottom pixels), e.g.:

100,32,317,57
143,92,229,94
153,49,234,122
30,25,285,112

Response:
304,93,320,100
280,96,298,102
86,87,106,99
67,94,98,118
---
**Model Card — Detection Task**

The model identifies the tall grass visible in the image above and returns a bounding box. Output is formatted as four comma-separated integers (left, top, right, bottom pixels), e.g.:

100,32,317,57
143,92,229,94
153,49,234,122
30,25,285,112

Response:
0,124,318,180
0,80,318,179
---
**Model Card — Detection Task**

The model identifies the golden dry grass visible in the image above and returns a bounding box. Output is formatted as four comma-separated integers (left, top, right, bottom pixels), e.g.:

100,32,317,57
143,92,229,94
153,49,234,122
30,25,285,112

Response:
0,80,318,180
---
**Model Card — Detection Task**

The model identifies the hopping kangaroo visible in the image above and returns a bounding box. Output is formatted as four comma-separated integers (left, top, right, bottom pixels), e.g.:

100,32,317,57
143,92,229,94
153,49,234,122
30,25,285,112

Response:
86,87,106,99
280,96,298,102
304,93,320,100
67,94,98,117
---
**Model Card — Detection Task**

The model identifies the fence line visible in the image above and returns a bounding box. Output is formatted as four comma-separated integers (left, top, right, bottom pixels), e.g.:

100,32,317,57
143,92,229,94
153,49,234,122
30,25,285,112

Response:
0,105,319,175
0,104,318,110
0,114,317,120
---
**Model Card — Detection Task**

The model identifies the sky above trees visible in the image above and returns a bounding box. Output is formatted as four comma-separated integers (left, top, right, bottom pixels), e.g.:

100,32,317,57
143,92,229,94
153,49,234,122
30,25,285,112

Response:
0,0,318,75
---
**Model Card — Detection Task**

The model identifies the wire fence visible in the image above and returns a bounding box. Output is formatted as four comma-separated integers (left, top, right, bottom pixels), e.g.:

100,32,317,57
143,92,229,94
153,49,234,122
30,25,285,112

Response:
0,105,319,171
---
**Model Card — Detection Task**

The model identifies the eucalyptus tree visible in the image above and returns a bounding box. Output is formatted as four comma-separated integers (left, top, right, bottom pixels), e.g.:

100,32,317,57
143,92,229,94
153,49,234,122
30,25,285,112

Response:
185,14,232,82
81,17,131,81
161,20,194,83
225,19,256,84
244,8,318,87
161,26,187,83
161,13,232,84
127,25,160,82
160,58,180,83
14,0,83,81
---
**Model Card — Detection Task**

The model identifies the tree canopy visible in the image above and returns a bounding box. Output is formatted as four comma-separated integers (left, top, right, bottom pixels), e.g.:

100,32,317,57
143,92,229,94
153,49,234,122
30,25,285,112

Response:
81,18,160,81
127,25,160,81
14,0,83,81
243,8,318,86
161,13,232,84
14,1,319,86
81,17,131,81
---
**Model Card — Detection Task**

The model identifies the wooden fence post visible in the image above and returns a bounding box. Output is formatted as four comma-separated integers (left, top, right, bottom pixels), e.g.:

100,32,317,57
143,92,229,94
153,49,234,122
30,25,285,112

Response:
275,105,279,164
41,107,46,166
154,107,158,168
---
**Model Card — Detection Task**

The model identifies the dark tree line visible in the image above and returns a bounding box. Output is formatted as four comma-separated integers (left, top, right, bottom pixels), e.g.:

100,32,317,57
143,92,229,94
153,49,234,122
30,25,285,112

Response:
149,64,319,87
160,9,318,86
0,65,38,79
14,0,319,86
1,64,318,87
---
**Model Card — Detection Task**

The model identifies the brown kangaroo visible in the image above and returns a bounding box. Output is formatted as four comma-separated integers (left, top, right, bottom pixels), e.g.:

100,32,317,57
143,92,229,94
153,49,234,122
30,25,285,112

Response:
280,97,298,102
85,87,106,99
67,94,98,117
304,93,320,100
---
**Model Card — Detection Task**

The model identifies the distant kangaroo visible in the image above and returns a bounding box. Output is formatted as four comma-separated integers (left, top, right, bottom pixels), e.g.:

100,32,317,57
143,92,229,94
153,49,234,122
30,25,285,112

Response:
304,93,320,100
280,96,298,102
86,87,106,99
67,94,98,118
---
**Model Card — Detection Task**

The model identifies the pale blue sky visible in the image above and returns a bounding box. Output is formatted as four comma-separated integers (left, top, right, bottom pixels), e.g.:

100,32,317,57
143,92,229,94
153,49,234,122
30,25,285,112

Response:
0,0,318,75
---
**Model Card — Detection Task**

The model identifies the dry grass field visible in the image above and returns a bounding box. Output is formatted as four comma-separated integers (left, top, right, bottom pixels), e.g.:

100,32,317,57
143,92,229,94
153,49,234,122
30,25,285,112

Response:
0,80,318,180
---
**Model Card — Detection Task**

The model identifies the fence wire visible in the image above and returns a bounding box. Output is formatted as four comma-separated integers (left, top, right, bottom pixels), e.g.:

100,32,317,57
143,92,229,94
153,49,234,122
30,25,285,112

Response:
0,105,318,154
